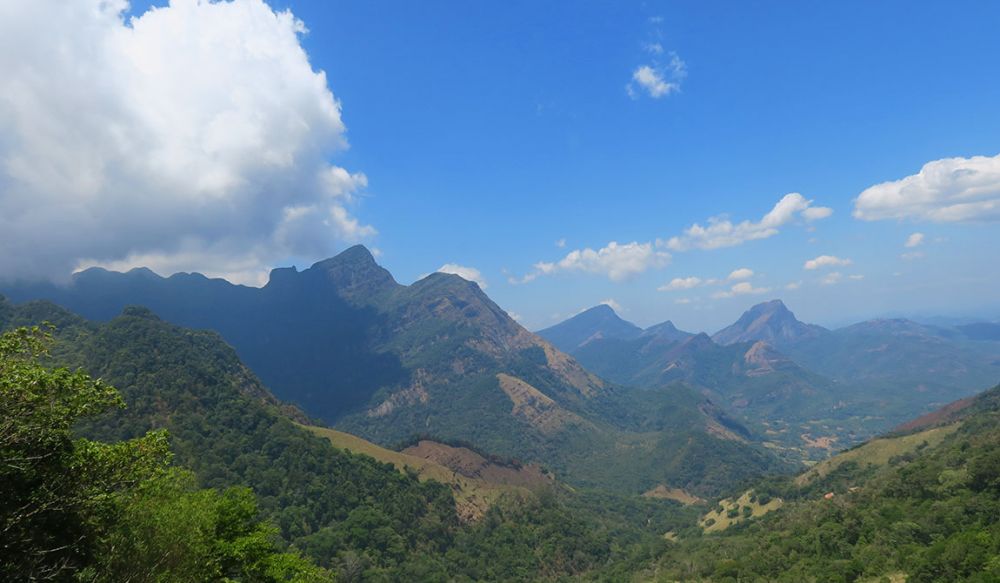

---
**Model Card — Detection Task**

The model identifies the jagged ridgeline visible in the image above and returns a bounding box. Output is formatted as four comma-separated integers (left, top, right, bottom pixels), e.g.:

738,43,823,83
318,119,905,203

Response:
1,246,790,496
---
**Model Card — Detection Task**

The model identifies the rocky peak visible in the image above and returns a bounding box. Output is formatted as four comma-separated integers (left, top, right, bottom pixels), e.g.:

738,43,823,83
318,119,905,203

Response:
713,299,826,347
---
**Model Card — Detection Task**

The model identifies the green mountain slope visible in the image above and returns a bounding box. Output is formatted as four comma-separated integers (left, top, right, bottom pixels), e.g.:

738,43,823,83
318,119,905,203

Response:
654,383,1000,582
0,298,459,575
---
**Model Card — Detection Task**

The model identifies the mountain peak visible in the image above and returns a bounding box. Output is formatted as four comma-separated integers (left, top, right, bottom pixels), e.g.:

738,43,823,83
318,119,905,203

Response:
299,245,399,302
538,304,642,353
642,319,694,343
712,299,826,348
587,303,618,316
309,244,378,271
749,299,789,314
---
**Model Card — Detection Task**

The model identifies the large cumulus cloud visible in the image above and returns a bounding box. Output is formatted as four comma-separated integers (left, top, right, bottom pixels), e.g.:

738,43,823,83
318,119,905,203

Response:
854,154,1000,223
0,0,373,284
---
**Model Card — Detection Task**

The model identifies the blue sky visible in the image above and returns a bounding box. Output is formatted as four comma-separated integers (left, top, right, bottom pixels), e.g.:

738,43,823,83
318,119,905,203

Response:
3,1,1000,331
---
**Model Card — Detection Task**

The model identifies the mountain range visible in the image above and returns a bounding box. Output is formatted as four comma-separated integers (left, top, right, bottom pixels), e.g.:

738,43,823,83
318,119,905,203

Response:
5,246,1000,580
0,246,786,496
4,245,998,482
539,298,1000,459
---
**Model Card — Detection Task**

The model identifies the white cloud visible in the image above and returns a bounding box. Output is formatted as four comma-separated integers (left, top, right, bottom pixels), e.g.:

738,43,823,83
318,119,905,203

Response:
905,232,925,248
901,251,925,261
436,263,488,289
644,42,664,55
727,267,754,280
664,193,832,251
785,281,802,290
712,282,770,299
521,195,828,285
854,153,1000,222
0,0,373,284
804,255,853,270
518,241,670,283
674,298,693,305
802,206,834,221
658,276,703,291
848,274,865,280
555,238,567,248
627,53,686,99
821,272,843,285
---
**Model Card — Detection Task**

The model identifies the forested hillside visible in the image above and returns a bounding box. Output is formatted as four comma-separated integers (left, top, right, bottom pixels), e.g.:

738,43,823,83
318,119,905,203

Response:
651,384,1000,581
0,296,703,580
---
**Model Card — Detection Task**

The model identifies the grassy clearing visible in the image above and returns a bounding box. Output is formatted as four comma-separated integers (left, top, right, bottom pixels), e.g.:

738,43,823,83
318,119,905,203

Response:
795,423,960,486
303,425,529,522
698,490,784,533
641,485,704,505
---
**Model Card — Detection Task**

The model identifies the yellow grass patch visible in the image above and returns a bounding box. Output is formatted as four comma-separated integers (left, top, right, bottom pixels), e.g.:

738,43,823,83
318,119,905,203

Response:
796,424,960,486
303,425,530,522
699,490,783,533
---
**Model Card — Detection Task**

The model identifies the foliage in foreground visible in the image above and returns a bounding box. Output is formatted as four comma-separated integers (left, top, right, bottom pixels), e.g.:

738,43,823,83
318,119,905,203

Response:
0,325,330,581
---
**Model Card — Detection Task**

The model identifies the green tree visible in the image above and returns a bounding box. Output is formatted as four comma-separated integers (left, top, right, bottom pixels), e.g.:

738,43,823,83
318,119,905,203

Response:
0,325,169,579
0,326,331,581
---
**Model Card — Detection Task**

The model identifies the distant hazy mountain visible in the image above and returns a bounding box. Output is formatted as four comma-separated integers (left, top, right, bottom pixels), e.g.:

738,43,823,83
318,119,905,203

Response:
959,322,1000,342
537,304,643,352
783,318,1000,398
550,298,1000,458
570,329,839,459
641,319,695,343
537,304,694,353
712,299,828,348
1,246,787,495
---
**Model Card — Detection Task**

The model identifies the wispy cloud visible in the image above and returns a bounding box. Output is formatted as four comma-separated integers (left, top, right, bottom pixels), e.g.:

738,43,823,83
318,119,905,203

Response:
905,232,925,248
514,241,670,283
658,276,703,291
664,193,832,251
628,56,686,99
520,194,829,285
821,272,843,285
627,17,686,99
804,255,852,270
712,282,770,299
435,263,488,289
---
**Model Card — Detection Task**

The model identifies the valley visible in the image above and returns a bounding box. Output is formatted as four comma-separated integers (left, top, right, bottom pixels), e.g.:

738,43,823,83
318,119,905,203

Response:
3,247,999,581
